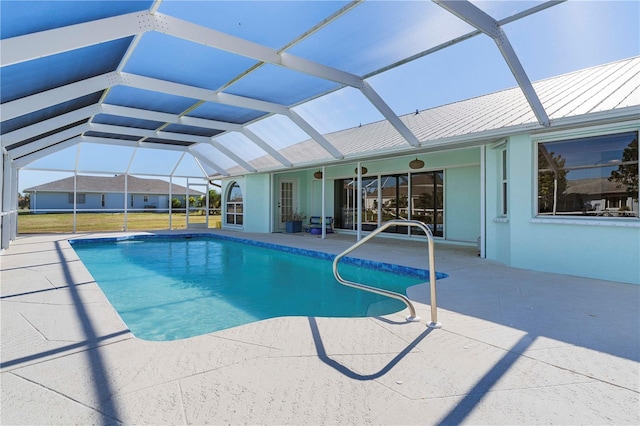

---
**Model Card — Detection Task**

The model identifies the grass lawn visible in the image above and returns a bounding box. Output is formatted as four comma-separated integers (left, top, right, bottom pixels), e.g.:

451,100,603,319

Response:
17,212,222,234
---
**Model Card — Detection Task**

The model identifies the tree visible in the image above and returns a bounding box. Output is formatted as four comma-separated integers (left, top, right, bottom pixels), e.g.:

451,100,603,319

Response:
207,190,221,209
538,148,568,214
609,137,638,200
18,193,30,209
171,198,182,212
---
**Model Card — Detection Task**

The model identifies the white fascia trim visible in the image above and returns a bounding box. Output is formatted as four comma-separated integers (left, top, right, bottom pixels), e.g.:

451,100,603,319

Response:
13,137,82,168
2,73,116,121
434,0,549,127
1,105,100,148
8,123,90,159
540,110,640,135
0,12,152,67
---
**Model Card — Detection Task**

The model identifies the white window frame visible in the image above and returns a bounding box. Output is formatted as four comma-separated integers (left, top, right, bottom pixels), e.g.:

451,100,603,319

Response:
533,125,639,224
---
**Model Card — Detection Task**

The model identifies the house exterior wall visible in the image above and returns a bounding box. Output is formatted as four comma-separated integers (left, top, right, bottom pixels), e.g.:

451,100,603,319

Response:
30,192,184,212
445,165,481,243
244,174,271,233
485,128,640,285
221,123,639,285
221,148,482,243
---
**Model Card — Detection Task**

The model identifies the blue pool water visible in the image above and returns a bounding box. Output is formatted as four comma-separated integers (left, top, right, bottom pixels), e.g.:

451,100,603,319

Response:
71,234,445,341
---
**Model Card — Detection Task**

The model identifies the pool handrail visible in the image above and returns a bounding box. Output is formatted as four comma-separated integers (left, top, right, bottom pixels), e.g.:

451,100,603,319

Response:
332,219,442,328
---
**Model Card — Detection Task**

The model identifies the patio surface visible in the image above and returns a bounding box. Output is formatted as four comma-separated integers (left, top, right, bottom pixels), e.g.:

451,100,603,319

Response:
1,230,639,425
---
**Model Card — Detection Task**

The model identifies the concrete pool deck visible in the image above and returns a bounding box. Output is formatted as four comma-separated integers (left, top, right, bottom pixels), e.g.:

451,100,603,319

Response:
1,230,638,425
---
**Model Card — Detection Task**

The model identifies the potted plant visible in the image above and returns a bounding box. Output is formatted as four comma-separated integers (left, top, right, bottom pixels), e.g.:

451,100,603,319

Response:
284,210,306,233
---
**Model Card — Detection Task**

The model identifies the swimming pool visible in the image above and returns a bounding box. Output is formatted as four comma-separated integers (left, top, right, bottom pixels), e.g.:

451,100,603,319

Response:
70,234,446,341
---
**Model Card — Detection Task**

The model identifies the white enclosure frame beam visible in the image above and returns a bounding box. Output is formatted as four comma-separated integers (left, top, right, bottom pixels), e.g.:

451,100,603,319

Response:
242,129,293,167
1,105,100,148
1,73,116,121
13,137,82,168
8,123,90,160
206,141,257,173
3,8,419,151
0,12,153,67
434,0,550,126
187,149,230,177
287,111,344,159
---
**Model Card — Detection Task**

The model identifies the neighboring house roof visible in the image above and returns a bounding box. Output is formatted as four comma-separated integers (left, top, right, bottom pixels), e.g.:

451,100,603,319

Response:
24,175,205,196
566,177,634,196
231,57,640,174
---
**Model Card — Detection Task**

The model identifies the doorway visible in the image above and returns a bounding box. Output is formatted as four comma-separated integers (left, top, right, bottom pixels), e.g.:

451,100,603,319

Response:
277,179,297,231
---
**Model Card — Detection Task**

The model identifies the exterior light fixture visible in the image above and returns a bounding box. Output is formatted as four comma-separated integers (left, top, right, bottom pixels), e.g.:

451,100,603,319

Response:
354,167,368,175
409,158,425,169
313,170,323,179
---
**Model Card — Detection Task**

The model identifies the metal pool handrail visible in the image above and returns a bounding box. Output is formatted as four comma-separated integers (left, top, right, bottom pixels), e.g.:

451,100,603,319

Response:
332,219,442,328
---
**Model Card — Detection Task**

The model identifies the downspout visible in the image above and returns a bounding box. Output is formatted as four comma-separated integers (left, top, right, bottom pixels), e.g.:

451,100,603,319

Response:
321,166,326,239
186,177,190,227
73,173,77,233
169,175,173,229
480,145,486,258
356,161,362,241
269,174,273,233
124,174,128,231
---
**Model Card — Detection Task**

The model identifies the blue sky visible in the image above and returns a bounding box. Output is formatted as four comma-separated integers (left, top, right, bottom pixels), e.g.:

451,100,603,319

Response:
17,0,640,193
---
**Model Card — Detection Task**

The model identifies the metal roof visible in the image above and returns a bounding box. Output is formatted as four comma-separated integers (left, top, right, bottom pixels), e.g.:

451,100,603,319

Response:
1,1,639,180
24,174,204,196
230,57,640,173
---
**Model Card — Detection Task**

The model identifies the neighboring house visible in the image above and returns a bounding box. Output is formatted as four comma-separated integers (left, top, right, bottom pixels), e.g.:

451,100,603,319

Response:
24,175,205,212
219,57,640,285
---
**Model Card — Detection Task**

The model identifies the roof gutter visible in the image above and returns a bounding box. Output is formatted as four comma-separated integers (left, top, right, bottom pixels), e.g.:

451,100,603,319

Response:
211,107,640,179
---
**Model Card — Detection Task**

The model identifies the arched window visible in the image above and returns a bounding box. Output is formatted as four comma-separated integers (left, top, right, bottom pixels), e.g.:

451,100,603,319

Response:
226,182,243,226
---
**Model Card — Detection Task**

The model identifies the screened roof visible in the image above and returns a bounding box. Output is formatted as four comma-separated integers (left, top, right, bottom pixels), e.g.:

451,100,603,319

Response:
1,1,639,181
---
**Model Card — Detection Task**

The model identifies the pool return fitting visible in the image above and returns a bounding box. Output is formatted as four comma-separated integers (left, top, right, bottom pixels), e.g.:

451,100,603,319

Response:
332,219,442,329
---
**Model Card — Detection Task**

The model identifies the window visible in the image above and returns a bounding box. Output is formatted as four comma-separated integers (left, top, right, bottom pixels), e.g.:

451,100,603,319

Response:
68,193,86,204
101,194,106,207
226,182,243,225
143,195,149,203
537,131,638,218
501,149,508,215
130,194,134,207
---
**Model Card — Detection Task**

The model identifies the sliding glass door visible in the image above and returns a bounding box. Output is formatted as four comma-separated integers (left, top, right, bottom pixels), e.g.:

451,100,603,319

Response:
335,171,444,237
410,171,444,237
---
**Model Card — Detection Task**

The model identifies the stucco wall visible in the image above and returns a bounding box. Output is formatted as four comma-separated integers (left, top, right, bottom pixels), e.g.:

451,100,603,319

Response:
289,149,481,242
445,165,481,243
244,174,271,233
487,133,640,285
